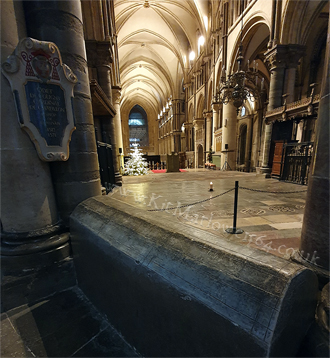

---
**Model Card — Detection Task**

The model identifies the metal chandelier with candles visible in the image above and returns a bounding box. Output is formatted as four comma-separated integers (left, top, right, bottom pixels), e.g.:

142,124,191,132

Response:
214,5,264,114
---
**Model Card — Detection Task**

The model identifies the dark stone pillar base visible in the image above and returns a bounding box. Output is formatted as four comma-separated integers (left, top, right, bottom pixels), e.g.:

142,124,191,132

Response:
260,166,272,178
296,283,330,357
291,251,330,288
297,319,330,357
1,232,76,312
114,173,123,186
1,232,70,271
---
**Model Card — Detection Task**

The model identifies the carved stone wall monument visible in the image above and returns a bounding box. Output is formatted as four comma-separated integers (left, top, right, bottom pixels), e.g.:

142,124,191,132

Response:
2,37,77,161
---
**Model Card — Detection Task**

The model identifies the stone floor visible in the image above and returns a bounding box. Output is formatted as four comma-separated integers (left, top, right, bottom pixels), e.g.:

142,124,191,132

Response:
111,169,309,261
1,285,140,358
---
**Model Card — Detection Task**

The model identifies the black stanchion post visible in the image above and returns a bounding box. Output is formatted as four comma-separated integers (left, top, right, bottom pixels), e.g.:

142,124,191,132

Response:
225,181,243,234
233,181,238,230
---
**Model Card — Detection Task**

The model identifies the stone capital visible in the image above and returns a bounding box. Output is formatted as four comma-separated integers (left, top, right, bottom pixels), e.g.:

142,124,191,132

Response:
183,122,192,128
86,41,113,68
112,88,121,104
96,42,113,67
264,44,305,71
286,45,306,68
212,103,220,112
203,109,213,120
193,117,204,130
264,45,288,71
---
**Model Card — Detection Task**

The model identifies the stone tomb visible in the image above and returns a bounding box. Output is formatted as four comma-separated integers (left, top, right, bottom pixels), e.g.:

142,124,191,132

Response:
71,196,318,357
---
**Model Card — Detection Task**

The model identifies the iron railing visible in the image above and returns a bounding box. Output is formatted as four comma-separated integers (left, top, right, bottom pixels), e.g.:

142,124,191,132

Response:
281,142,313,185
97,141,115,189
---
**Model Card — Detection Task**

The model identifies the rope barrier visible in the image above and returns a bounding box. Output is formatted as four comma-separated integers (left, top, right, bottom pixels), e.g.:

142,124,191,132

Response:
147,187,235,211
147,181,307,212
239,186,308,194
147,180,308,236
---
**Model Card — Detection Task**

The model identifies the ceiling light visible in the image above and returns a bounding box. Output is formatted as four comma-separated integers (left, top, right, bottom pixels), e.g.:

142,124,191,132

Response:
198,36,205,47
189,51,195,61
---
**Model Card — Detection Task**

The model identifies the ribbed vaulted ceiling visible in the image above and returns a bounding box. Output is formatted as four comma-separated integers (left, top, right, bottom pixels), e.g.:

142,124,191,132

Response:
114,0,209,114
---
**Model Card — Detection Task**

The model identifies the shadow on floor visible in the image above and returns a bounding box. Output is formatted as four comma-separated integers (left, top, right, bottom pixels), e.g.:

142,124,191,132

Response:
1,286,140,357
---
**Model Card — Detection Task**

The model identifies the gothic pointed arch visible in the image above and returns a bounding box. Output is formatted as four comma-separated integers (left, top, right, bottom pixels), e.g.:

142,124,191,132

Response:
128,104,149,147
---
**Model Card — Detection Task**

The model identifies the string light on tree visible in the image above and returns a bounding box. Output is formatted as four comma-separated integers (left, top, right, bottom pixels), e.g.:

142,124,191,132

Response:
124,143,149,176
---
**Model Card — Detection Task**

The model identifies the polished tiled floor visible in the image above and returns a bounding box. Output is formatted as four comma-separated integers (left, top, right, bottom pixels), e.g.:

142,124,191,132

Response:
111,169,308,260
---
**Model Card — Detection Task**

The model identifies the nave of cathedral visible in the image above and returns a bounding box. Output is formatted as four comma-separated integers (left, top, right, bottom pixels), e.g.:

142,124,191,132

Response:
1,0,329,357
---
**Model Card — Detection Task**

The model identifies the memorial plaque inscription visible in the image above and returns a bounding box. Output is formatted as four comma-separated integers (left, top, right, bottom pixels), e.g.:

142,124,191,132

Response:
25,82,68,146
2,37,77,161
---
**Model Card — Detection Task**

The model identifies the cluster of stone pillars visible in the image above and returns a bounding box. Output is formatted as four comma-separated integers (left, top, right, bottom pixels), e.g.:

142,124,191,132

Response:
158,99,184,155
260,44,305,175
86,40,123,184
1,0,104,266
112,89,124,172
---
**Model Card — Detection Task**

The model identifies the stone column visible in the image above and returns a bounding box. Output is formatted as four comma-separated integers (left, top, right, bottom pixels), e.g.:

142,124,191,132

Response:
181,131,186,152
204,111,213,154
261,45,287,174
184,123,191,151
284,46,305,103
165,136,168,154
212,103,219,149
293,21,329,277
96,43,113,101
173,132,181,153
23,0,101,223
95,43,122,185
112,88,124,175
193,118,204,168
221,101,237,170
1,1,70,263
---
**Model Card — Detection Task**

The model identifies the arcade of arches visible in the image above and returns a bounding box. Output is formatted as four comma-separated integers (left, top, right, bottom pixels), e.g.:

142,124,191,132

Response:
115,0,329,176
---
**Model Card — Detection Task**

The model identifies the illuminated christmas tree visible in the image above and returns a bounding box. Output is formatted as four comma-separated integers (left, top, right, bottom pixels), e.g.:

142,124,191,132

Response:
124,144,149,176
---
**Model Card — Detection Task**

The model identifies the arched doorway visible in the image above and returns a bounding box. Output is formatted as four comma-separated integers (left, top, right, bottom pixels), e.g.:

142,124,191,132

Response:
197,145,203,168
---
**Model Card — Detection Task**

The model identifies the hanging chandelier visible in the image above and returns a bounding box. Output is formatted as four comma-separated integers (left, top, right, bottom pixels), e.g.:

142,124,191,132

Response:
214,9,264,114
